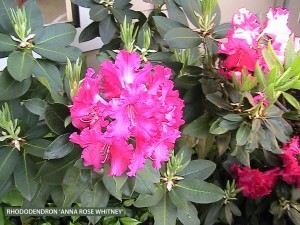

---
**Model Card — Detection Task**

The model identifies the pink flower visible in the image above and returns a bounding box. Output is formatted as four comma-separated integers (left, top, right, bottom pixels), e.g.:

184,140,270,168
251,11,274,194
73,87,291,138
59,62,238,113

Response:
279,136,300,187
231,164,280,199
69,50,184,176
253,92,268,106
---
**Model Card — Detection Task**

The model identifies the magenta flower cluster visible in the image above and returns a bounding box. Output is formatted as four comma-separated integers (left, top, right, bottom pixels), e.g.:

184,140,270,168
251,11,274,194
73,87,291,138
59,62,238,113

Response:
69,50,184,176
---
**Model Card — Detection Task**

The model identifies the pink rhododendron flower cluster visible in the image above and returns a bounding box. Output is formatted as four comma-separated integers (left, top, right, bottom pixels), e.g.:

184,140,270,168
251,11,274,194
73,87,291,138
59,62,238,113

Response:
69,50,184,176
219,7,299,79
279,136,300,187
231,136,300,199
231,164,280,199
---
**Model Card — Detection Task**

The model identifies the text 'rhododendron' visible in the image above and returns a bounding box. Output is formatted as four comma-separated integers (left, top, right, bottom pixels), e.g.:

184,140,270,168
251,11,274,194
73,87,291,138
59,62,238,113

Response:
69,50,184,176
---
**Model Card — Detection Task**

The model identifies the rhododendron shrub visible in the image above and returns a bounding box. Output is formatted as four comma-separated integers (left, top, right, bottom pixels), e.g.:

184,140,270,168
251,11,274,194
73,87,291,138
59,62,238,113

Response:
70,50,184,176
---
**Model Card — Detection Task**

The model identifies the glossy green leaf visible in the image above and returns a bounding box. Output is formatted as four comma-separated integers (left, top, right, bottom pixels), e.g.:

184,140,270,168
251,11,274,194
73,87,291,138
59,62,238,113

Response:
62,167,87,207
102,171,122,201
34,44,82,62
22,184,53,208
183,114,210,138
0,69,31,101
79,22,99,42
71,0,97,8
212,23,231,39
166,0,188,26
288,208,300,225
177,159,216,180
150,192,177,225
14,154,38,201
36,148,80,185
206,93,232,110
176,179,224,203
177,202,200,225
89,5,108,22
0,33,17,51
99,15,117,44
24,124,51,139
236,124,250,146
0,187,23,206
179,0,201,28
119,217,141,225
169,188,189,212
282,92,300,110
121,176,136,197
34,23,76,46
254,62,266,89
210,119,229,135
0,147,19,185
133,186,164,208
23,0,44,33
24,98,47,115
165,28,201,49
24,139,51,158
284,35,297,69
45,103,70,135
223,114,243,122
153,16,184,37
0,0,17,33
44,134,74,159
7,51,35,81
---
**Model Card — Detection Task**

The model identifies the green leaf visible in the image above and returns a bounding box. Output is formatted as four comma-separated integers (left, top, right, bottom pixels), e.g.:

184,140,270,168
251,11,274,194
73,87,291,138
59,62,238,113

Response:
177,202,200,225
150,192,177,225
0,187,23,206
90,5,108,21
79,22,99,43
7,51,35,81
36,148,80,185
99,15,117,45
288,208,300,225
284,35,297,69
44,133,74,159
0,147,19,185
119,217,141,225
71,0,97,8
212,23,231,39
165,28,201,49
24,98,47,115
282,92,300,110
22,184,53,208
153,16,184,37
166,0,188,26
210,119,229,135
81,181,110,224
45,103,70,135
0,69,31,101
179,0,201,28
217,133,231,155
121,176,136,197
254,62,266,89
14,154,38,201
236,124,250,146
23,0,44,33
102,172,122,201
0,33,17,51
177,159,216,180
62,167,87,207
204,203,222,225
133,186,164,208
34,24,76,46
0,0,17,33
176,179,224,203
183,114,210,138
206,93,232,110
24,139,51,158
169,188,189,212
34,44,82,62
24,124,51,139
